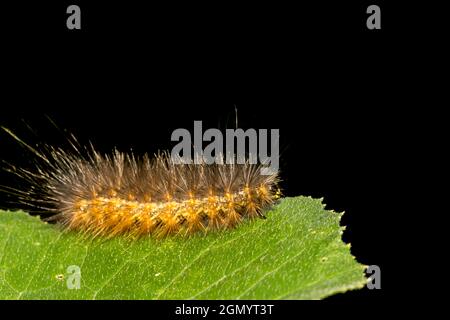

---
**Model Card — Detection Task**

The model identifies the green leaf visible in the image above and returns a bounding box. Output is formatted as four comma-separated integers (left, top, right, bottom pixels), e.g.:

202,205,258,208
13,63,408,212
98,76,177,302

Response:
0,196,367,300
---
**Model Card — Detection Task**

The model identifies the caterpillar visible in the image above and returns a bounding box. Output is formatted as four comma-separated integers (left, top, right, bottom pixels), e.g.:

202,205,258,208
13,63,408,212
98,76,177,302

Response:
1,128,280,238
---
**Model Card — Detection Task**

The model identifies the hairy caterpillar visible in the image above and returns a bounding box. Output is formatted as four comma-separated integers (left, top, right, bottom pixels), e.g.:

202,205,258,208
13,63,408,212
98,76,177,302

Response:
1,127,280,238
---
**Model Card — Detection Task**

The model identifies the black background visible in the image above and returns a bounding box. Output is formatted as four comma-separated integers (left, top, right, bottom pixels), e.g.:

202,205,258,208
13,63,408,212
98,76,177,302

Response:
0,0,421,316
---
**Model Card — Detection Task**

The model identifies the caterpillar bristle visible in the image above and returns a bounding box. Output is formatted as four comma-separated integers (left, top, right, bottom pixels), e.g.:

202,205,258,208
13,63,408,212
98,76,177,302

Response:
2,137,280,238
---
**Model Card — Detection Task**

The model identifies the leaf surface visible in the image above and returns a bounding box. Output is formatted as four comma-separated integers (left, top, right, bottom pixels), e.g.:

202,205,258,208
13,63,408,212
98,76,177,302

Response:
0,196,366,299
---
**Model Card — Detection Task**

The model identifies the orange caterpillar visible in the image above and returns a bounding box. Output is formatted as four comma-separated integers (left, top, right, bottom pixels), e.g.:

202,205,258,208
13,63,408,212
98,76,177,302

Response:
2,132,280,238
